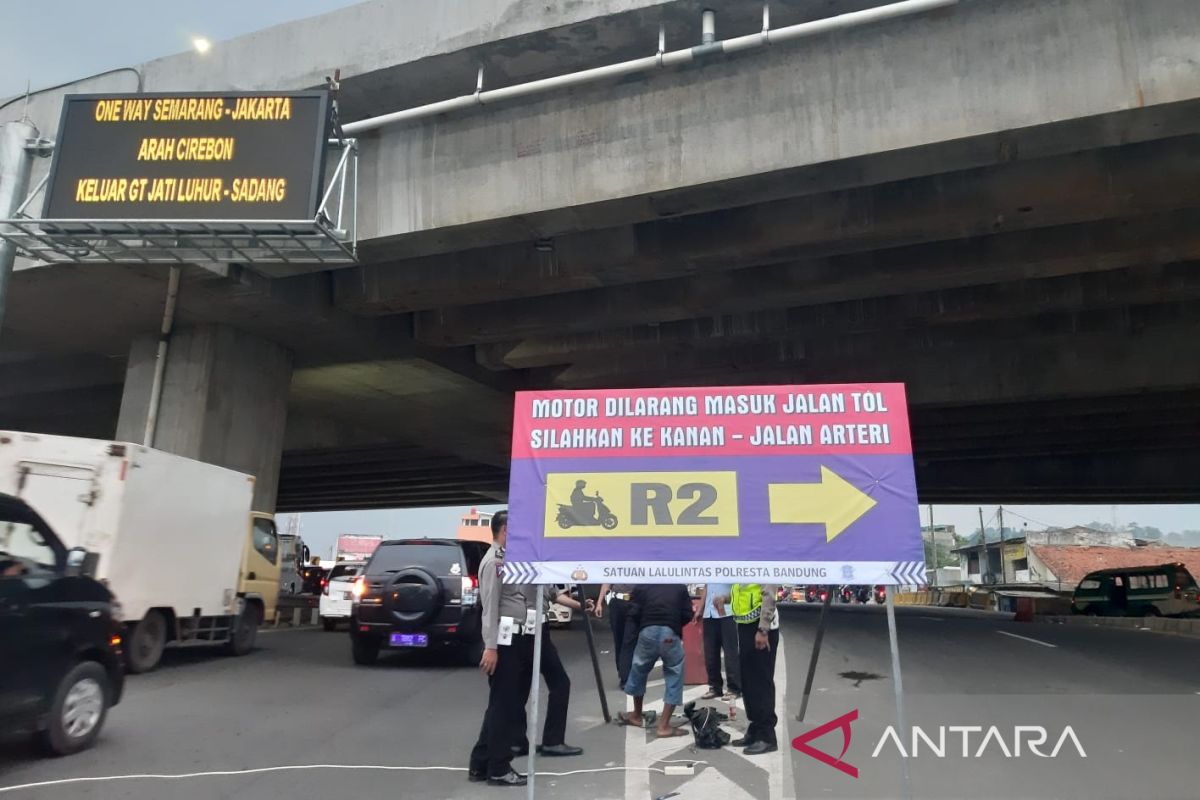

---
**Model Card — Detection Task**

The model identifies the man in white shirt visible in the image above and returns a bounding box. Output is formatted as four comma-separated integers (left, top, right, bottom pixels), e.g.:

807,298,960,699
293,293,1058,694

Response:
697,583,742,700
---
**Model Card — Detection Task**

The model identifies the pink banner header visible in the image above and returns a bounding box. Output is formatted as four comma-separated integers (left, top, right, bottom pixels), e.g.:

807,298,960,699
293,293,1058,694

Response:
511,383,911,460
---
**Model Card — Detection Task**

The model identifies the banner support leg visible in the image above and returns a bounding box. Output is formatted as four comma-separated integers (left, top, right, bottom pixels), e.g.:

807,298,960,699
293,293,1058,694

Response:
580,593,611,723
885,586,912,800
797,588,834,721
527,589,546,800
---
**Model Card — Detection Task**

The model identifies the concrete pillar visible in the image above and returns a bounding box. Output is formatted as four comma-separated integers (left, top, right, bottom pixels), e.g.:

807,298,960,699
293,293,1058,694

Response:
116,324,292,511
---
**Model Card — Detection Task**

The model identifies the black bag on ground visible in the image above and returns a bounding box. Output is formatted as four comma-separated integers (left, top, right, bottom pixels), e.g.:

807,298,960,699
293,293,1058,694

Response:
684,701,730,749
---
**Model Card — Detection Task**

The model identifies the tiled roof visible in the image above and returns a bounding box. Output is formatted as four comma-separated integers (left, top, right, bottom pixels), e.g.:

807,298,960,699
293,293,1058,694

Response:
1029,545,1200,586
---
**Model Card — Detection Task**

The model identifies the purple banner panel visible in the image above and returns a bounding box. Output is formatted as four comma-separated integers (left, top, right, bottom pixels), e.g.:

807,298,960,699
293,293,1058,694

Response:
504,384,925,585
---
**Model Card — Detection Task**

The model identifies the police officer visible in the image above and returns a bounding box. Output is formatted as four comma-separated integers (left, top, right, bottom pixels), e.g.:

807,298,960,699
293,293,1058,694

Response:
512,585,590,757
595,582,637,688
731,582,780,755
468,511,536,787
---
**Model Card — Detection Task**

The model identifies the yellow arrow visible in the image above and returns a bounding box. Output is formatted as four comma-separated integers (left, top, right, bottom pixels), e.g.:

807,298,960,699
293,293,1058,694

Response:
768,466,877,542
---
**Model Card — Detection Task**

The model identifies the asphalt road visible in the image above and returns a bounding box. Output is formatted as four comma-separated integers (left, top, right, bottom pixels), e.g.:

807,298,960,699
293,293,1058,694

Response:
3,604,1200,799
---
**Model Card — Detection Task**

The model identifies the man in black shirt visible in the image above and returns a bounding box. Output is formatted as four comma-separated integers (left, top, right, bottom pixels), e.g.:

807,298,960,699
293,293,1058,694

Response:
616,584,694,739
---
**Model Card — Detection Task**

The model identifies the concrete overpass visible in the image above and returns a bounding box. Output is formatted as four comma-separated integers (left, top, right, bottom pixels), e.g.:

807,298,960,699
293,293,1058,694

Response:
2,0,1198,511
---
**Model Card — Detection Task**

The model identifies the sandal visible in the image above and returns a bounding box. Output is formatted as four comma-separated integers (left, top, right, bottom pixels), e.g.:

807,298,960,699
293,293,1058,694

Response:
701,689,720,700
616,712,644,727
656,726,691,739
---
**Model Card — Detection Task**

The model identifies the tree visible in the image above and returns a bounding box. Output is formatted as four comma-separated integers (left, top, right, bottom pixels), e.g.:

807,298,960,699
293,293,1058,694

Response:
924,540,958,568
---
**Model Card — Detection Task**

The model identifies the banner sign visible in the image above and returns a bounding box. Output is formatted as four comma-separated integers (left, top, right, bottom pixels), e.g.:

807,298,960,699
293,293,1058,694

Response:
44,92,329,224
504,384,925,585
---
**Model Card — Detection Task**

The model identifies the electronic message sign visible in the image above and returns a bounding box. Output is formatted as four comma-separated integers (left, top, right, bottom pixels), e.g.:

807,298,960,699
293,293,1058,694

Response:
43,92,329,224
503,384,925,586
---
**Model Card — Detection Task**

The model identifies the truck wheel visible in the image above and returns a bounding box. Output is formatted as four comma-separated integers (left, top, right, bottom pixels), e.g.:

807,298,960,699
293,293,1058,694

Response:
322,617,338,632
352,635,381,665
227,604,261,656
126,611,167,673
38,661,110,756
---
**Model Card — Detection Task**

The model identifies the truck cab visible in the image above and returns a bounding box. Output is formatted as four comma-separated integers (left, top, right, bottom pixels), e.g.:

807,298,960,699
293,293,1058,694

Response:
239,513,281,623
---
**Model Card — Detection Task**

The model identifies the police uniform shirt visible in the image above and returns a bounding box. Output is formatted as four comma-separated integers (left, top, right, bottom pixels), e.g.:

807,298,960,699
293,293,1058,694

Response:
479,544,540,648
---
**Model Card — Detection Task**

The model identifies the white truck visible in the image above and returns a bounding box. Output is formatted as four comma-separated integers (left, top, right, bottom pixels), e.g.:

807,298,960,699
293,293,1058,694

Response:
0,431,281,673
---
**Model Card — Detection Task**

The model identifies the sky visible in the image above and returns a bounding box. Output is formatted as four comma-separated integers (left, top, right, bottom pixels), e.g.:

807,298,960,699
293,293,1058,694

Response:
0,0,364,99
5,1,1197,557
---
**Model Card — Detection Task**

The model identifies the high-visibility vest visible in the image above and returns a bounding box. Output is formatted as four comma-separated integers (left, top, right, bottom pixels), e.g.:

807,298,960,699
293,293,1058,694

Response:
731,584,762,623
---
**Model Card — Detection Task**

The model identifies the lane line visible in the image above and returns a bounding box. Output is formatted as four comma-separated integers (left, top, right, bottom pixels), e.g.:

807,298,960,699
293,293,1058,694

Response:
776,632,796,800
997,630,1057,648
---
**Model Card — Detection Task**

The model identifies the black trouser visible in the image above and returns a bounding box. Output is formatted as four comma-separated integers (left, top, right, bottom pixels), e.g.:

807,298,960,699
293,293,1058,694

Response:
703,615,742,694
470,633,534,777
608,597,637,685
514,624,571,748
737,623,779,746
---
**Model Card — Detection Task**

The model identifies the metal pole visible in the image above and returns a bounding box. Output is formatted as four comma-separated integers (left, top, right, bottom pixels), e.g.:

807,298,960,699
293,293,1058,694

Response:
0,120,38,337
997,505,1006,585
796,588,834,721
978,507,986,584
885,587,912,800
580,591,611,723
928,504,937,587
142,266,181,446
526,589,546,799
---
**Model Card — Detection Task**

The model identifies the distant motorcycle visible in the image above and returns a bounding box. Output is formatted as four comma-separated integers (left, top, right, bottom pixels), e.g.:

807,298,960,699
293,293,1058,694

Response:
806,585,830,603
556,493,619,530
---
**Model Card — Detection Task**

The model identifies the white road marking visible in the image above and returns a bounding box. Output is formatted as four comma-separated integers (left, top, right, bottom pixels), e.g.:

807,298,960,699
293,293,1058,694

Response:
621,634,794,800
624,678,709,799
997,630,1057,648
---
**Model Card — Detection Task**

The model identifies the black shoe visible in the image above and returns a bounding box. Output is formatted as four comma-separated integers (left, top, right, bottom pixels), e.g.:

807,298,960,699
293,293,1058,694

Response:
731,735,756,747
743,740,778,755
488,770,528,787
538,743,583,757
468,768,487,783
511,743,529,757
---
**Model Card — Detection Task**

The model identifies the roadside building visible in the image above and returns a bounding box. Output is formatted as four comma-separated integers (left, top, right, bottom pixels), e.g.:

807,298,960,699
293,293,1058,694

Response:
457,507,495,544
334,534,384,562
1025,545,1200,593
954,525,1135,586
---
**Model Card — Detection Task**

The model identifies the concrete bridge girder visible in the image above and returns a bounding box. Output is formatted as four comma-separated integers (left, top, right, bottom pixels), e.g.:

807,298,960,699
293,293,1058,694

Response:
3,0,1200,507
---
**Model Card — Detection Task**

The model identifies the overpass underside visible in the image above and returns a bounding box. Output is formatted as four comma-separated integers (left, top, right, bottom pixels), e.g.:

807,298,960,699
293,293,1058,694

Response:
2,0,1198,509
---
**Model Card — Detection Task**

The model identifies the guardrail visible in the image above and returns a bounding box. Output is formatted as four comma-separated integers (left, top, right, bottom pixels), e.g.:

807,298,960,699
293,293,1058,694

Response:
892,588,985,609
1040,614,1200,639
271,594,320,627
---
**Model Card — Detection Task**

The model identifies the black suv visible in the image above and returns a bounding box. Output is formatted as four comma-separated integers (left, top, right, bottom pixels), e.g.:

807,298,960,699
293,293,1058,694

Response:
350,538,487,666
0,494,124,755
